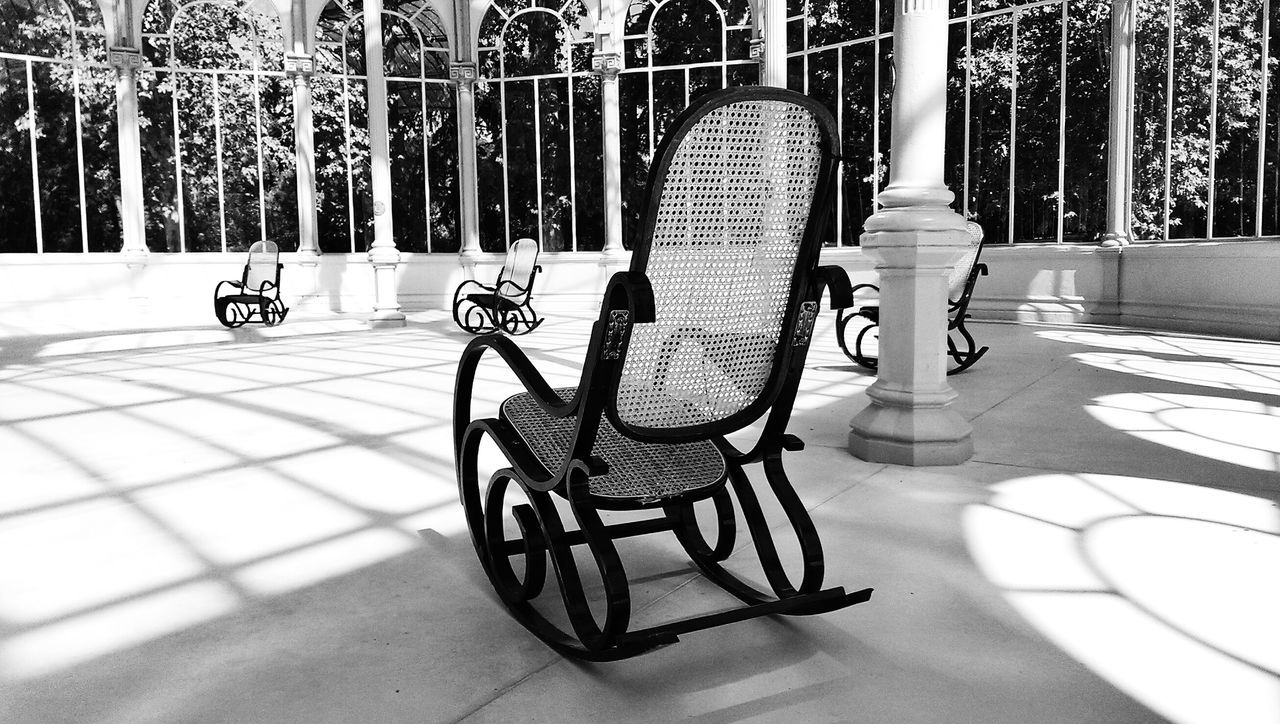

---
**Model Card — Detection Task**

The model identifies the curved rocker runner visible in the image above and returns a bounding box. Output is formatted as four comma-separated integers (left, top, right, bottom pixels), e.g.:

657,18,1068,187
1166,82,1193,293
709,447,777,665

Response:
453,86,873,661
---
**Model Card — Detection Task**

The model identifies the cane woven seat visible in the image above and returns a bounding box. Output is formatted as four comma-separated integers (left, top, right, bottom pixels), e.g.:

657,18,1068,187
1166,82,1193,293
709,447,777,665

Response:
501,388,726,502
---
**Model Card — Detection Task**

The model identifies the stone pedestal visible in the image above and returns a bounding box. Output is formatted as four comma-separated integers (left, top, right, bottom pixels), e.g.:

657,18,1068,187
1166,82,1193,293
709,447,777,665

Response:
848,209,973,466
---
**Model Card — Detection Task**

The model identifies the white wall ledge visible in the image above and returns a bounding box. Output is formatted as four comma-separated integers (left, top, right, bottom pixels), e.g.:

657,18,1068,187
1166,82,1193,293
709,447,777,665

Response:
1,239,1278,341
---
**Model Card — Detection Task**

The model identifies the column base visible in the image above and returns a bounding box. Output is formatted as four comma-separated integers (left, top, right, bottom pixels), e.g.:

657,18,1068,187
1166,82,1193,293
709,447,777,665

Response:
848,402,973,466
368,314,406,329
1098,232,1131,248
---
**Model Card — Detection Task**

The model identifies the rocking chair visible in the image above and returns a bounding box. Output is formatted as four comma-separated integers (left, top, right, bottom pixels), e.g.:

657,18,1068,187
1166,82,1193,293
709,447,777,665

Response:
213,240,289,328
452,238,543,335
835,220,990,374
454,86,873,661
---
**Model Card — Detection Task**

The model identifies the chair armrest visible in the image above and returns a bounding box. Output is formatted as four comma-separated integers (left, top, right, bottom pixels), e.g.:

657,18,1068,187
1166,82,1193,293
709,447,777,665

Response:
494,278,531,298
850,282,880,300
976,262,988,275
214,280,244,297
453,278,498,302
454,334,577,455
601,271,655,324
815,265,854,309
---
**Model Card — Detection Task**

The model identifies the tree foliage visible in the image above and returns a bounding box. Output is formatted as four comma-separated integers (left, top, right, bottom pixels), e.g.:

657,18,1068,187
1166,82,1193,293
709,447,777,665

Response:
1,0,1278,253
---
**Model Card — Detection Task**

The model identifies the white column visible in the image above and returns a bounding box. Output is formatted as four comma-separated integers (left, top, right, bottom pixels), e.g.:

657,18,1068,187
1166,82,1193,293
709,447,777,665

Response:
757,0,787,87
452,0,482,281
847,0,973,466
285,53,321,258
363,0,404,326
1100,0,1135,247
109,47,147,261
594,5,625,259
452,63,481,270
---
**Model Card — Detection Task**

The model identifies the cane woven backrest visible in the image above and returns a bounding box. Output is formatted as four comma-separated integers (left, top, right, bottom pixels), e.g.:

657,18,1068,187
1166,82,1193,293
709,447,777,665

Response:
498,238,539,302
244,240,280,292
614,90,834,433
947,222,984,299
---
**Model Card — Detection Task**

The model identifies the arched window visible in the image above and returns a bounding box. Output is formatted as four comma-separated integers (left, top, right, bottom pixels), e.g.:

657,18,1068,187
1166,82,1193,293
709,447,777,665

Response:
618,0,754,246
314,0,457,254
140,0,295,252
476,0,602,252
0,0,117,253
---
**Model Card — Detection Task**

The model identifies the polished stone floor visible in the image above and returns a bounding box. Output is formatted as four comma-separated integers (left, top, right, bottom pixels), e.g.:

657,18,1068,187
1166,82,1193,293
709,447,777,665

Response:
1,310,1277,723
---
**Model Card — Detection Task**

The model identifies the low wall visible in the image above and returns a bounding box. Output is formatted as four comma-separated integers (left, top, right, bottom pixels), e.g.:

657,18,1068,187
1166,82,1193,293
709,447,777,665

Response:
0,240,1277,340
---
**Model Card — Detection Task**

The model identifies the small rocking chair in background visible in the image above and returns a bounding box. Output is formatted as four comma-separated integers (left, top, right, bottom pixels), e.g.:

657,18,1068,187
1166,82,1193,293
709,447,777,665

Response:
452,238,543,335
213,240,289,328
454,86,873,661
835,220,990,374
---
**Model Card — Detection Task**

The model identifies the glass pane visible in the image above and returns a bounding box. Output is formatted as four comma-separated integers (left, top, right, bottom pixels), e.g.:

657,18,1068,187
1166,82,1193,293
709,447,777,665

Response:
0,59,38,252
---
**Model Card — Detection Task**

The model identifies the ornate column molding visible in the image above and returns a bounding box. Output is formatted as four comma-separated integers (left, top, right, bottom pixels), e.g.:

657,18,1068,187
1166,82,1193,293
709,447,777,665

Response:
283,52,315,79
449,62,478,88
591,51,622,81
108,46,142,70
900,0,945,14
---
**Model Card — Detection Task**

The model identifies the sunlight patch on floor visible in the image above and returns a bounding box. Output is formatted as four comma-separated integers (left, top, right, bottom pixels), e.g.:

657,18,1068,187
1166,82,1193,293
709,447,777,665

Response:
1086,393,1280,472
1073,351,1280,396
965,474,1280,724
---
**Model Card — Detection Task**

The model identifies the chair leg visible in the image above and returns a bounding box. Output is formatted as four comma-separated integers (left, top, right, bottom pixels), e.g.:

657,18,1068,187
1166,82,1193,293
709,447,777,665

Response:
454,299,500,335
457,425,674,660
946,316,989,374
835,309,879,371
261,299,287,327
215,299,249,329
670,457,871,615
500,304,543,336
852,323,879,371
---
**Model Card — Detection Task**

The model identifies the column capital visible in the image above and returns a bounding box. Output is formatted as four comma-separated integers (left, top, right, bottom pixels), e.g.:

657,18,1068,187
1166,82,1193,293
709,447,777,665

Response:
591,51,622,80
899,0,948,14
748,37,765,65
108,47,142,70
450,62,478,87
284,53,315,78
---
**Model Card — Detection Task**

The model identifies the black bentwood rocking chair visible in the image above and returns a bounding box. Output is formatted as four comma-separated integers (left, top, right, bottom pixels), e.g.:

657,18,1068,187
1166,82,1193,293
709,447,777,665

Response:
835,220,990,374
213,240,289,328
452,237,544,335
453,87,873,661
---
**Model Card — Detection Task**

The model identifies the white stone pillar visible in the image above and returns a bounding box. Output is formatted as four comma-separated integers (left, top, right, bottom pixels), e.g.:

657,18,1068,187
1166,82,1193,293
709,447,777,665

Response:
1100,0,1135,248
594,5,626,260
847,0,973,466
452,0,482,281
363,0,404,326
109,47,147,261
452,62,481,275
285,53,321,258
757,0,787,87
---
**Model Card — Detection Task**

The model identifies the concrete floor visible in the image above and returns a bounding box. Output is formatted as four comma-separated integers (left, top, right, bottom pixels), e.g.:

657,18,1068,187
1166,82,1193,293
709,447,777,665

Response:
1,310,1277,723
